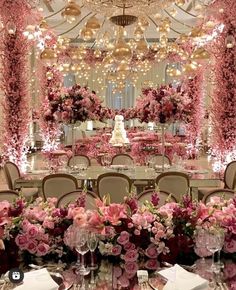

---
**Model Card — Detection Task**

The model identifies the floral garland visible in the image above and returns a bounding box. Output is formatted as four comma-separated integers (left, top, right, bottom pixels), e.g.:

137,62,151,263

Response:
135,85,192,124
0,0,37,170
182,67,204,157
208,0,236,162
38,65,63,152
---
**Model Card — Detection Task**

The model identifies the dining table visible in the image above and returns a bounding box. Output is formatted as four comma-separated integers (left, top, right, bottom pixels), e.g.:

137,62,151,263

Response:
15,165,222,200
0,258,232,290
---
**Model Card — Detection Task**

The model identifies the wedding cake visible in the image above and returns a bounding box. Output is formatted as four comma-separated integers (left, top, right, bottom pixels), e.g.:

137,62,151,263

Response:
109,115,129,146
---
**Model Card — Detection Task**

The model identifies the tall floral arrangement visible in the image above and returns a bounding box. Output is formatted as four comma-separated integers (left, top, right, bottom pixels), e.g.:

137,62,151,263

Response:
0,0,38,171
135,85,192,124
208,0,236,162
59,84,103,124
38,65,63,152
182,67,204,157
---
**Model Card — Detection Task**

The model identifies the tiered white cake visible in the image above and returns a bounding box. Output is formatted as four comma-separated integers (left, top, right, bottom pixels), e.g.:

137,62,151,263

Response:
109,115,129,146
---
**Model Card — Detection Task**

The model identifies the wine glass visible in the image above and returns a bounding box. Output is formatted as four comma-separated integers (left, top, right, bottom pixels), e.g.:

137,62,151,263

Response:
75,230,90,276
195,229,209,265
101,154,112,168
87,232,98,270
206,231,224,272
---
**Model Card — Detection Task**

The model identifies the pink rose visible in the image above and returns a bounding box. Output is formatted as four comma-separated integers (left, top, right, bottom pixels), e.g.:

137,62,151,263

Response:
124,261,138,274
224,262,236,279
15,234,28,250
117,231,130,245
111,245,122,256
37,242,50,256
224,239,236,253
145,244,158,259
73,208,88,227
144,259,159,270
124,242,136,251
123,249,139,262
118,274,130,288
27,240,37,254
27,224,40,237
42,219,55,229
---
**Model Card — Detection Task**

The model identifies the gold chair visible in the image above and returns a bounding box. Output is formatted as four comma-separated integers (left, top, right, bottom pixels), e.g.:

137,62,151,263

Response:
111,154,134,166
198,160,236,198
156,171,190,201
42,173,78,200
97,172,132,203
3,161,39,201
202,188,235,204
0,190,19,202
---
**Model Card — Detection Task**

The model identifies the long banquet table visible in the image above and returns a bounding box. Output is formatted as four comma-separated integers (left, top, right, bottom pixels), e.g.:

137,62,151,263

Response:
15,165,222,199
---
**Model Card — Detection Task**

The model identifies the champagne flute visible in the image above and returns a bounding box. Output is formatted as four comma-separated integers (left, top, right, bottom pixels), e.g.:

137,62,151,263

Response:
87,232,98,270
75,230,90,276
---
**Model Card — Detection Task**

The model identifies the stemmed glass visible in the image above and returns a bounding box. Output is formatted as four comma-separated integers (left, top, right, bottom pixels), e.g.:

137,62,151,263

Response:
206,231,225,272
195,229,209,265
101,155,112,168
75,230,90,276
87,232,98,271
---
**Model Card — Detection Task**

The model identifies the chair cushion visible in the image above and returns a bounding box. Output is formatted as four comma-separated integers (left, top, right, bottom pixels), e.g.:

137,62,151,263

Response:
21,188,39,200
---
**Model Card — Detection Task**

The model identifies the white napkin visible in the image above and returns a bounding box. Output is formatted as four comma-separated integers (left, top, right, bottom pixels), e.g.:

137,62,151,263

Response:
159,264,208,290
15,268,59,290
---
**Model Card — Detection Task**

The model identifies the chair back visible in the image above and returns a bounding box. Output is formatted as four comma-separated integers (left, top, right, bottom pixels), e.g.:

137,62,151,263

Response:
202,189,235,204
0,190,19,202
150,154,171,166
138,189,177,207
3,162,21,190
111,154,134,166
42,173,78,200
57,190,98,210
224,161,236,189
68,155,91,167
97,173,132,203
156,171,189,201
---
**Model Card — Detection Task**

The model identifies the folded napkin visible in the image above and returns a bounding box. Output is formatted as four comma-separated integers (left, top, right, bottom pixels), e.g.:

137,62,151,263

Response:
15,268,59,290
159,264,208,290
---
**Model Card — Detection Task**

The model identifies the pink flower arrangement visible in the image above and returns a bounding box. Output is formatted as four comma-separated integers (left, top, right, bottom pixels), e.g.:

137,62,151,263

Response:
135,85,192,124
1,191,236,275
59,85,103,124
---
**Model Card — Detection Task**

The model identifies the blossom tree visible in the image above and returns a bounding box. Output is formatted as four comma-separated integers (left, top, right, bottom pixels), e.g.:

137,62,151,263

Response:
183,67,204,157
209,0,236,162
0,0,38,171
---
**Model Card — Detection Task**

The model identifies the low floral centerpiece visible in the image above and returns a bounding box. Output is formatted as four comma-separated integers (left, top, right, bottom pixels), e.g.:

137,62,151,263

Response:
1,190,236,275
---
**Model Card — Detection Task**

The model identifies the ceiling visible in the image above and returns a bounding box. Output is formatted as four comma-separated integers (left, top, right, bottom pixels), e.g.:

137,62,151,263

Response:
40,0,200,43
